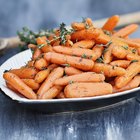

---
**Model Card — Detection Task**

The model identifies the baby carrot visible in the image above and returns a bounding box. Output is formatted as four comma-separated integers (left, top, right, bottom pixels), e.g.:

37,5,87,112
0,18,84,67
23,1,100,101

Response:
44,52,94,71
110,60,131,68
126,53,140,61
39,86,63,99
56,91,65,99
32,48,42,60
102,15,120,31
64,82,113,98
37,67,64,96
3,72,37,99
113,24,139,38
34,58,49,70
54,72,105,86
92,62,126,77
115,62,140,88
22,79,40,90
64,67,82,75
34,69,50,83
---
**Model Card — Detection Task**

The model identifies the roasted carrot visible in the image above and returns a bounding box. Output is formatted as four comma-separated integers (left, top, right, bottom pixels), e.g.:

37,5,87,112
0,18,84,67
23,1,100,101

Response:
3,72,37,99
113,75,140,93
56,91,65,99
126,53,140,61
64,82,113,98
47,64,58,71
37,67,64,97
10,67,38,79
27,60,35,67
72,40,95,49
32,48,42,60
64,67,82,75
110,60,131,68
54,72,105,86
22,79,40,90
44,52,94,71
6,82,18,92
102,15,119,31
92,62,126,77
34,69,50,83
115,62,140,88
113,24,139,38
34,58,49,70
39,86,63,99
128,38,140,43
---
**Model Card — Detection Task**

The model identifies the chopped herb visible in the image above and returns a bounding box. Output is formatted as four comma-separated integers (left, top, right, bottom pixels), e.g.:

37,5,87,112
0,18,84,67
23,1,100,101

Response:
4,69,11,73
82,17,90,29
89,55,93,59
132,49,136,54
37,44,45,49
69,80,74,84
46,40,51,45
130,60,138,64
81,54,87,58
112,65,115,69
103,48,108,54
122,46,128,50
98,40,112,47
62,64,70,67
96,57,104,63
103,30,112,36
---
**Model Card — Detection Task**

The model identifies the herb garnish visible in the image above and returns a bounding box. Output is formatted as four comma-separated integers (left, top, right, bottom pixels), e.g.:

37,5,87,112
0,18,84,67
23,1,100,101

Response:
130,60,138,64
69,80,74,84
62,64,70,67
82,17,90,29
131,49,136,54
122,46,128,50
97,40,112,47
81,54,87,58
96,57,104,63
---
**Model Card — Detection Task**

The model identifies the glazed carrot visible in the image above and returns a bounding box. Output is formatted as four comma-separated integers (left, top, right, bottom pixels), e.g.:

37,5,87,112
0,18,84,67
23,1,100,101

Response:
64,82,113,98
71,28,100,41
92,62,126,77
28,44,37,50
113,24,139,37
53,46,96,61
65,40,73,47
128,38,140,43
32,48,42,60
47,64,58,71
113,75,140,93
53,40,60,46
102,15,119,31
10,67,38,79
71,22,86,31
110,60,131,68
64,67,82,75
126,53,140,61
103,43,113,63
56,91,65,99
54,72,105,86
72,40,95,49
34,69,50,83
27,60,35,67
34,58,49,70
36,37,53,53
39,86,63,99
37,67,64,96
3,72,37,99
22,79,40,90
6,82,18,92
44,52,94,71
115,62,140,88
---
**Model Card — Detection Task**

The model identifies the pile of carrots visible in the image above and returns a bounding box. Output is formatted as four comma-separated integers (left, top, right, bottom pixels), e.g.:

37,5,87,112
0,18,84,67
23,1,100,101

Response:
3,15,140,99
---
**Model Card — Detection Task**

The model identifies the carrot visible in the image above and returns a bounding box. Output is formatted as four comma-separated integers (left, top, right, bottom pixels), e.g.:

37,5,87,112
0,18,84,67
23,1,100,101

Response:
32,48,42,60
92,62,126,77
27,60,35,67
39,86,63,99
53,40,60,46
113,75,140,93
34,58,49,70
36,37,53,53
56,91,65,99
113,24,139,38
103,43,113,63
65,40,73,47
10,67,38,79
110,60,131,68
34,69,50,83
128,38,140,43
6,82,18,92
115,62,140,88
54,72,105,86
64,67,82,75
37,67,64,96
47,64,58,71
72,40,95,49
126,53,140,61
44,52,94,71
53,46,97,61
64,82,113,98
71,28,100,41
28,44,37,50
3,72,37,99
22,79,40,90
71,22,86,31
102,15,119,31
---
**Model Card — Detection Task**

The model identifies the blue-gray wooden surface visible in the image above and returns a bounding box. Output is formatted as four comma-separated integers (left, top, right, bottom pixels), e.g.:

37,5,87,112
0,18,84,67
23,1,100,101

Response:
1,0,140,140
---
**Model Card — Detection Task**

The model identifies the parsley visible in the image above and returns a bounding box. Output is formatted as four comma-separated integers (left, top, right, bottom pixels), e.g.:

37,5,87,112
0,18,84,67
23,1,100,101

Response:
132,49,136,54
81,54,87,58
96,57,104,63
69,80,74,84
98,40,112,47
82,17,90,29
103,48,108,54
37,44,45,49
130,60,138,64
122,46,128,50
62,64,70,67
103,30,112,36
112,65,115,70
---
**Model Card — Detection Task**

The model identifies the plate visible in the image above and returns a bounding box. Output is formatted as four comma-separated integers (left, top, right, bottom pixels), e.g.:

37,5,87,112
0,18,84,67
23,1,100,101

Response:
0,49,140,113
